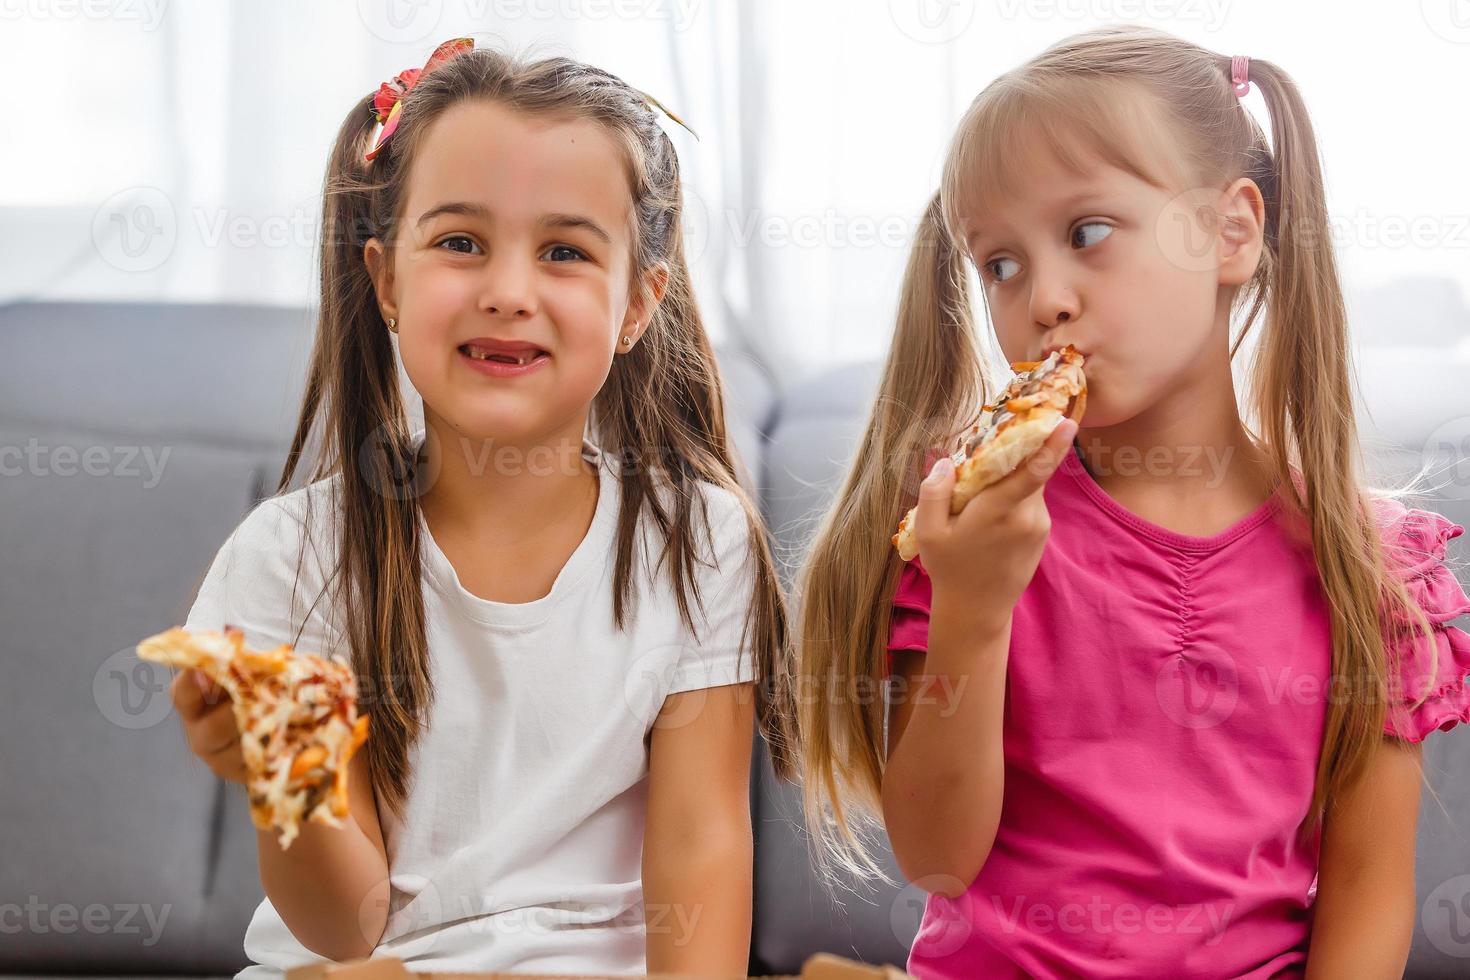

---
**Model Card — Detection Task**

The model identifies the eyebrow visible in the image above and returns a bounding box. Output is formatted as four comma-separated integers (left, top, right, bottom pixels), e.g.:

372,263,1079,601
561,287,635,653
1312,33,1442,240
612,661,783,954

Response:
415,201,613,245
537,212,613,246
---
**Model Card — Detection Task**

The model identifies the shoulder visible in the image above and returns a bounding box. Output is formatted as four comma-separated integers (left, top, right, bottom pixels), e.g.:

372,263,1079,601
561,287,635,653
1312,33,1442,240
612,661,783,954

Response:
637,469,752,562
186,477,343,647
219,479,340,572
688,479,758,581
695,478,749,534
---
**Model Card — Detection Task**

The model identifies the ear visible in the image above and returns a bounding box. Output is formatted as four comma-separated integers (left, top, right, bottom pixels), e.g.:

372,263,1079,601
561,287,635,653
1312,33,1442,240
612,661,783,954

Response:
618,262,670,352
1216,177,1265,288
363,237,398,322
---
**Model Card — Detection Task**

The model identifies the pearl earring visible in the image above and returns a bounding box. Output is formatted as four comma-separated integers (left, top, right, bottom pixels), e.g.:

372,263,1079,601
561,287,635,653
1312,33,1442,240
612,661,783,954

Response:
387,317,398,333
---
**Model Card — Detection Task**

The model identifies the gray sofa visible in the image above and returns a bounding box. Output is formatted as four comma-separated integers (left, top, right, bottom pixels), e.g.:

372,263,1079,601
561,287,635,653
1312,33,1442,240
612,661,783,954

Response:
2,302,1466,977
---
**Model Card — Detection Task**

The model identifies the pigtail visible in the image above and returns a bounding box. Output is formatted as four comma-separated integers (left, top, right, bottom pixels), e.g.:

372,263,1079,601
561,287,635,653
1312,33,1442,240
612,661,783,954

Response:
1244,61,1434,836
794,192,990,880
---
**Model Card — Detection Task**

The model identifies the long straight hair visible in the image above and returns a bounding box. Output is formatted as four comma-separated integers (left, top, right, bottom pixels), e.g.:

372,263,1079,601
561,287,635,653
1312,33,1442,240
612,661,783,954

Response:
277,45,797,818
796,25,1434,878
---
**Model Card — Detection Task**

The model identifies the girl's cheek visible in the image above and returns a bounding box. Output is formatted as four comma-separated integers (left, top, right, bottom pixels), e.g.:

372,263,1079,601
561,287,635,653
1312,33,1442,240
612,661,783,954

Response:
547,279,621,352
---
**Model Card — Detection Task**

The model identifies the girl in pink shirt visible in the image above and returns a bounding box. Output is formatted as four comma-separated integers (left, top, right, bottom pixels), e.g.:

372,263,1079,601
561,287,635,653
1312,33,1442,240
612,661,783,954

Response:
792,26,1469,979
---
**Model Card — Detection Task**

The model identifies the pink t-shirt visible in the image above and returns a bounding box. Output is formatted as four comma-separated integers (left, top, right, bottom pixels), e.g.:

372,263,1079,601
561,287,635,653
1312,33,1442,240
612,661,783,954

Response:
888,448,1470,979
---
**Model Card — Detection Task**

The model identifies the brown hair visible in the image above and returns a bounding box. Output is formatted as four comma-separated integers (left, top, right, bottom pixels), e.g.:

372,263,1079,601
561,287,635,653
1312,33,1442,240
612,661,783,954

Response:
796,24,1434,878
276,43,796,818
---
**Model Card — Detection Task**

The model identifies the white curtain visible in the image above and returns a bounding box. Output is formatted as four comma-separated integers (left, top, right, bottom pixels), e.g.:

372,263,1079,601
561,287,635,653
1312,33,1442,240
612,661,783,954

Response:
4,0,1468,385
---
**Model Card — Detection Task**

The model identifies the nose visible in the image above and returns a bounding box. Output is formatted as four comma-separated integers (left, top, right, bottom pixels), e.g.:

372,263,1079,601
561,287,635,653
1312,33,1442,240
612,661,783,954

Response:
1028,258,1080,332
481,251,538,320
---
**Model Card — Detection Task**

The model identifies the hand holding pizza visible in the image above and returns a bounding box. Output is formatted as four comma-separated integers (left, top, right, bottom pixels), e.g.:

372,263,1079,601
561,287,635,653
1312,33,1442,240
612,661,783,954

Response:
172,668,249,784
911,417,1078,630
139,626,369,849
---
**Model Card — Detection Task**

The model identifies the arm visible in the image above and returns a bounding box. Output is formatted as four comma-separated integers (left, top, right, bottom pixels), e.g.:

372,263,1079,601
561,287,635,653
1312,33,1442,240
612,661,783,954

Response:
881,608,1010,896
1304,736,1422,979
879,421,1077,897
176,499,389,960
255,745,391,961
642,682,756,977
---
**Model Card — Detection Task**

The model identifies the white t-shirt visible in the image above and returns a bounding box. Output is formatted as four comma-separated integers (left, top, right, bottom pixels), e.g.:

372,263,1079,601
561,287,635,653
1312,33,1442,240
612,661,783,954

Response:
182,435,758,977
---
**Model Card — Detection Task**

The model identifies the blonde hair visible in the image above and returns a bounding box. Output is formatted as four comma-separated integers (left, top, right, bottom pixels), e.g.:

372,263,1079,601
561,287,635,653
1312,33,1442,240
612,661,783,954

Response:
795,25,1434,880
279,44,798,818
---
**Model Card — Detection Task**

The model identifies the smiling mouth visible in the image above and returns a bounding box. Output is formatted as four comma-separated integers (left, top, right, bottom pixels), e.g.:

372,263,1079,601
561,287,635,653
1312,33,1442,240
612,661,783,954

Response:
458,344,548,366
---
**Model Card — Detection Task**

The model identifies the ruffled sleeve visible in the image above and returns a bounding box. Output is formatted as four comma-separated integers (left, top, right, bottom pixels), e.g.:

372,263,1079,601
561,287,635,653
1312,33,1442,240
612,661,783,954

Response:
886,555,935,676
1375,499,1470,742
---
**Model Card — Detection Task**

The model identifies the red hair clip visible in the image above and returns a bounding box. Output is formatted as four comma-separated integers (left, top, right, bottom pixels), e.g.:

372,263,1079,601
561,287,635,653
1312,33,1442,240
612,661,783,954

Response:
365,37,475,163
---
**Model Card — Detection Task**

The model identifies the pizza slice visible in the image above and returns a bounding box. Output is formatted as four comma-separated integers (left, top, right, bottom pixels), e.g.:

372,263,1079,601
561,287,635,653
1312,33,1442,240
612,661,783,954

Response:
892,345,1087,562
137,625,369,849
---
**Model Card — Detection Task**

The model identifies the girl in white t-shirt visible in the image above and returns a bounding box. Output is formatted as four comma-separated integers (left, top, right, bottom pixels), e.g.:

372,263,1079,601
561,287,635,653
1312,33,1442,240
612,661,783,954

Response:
167,38,794,978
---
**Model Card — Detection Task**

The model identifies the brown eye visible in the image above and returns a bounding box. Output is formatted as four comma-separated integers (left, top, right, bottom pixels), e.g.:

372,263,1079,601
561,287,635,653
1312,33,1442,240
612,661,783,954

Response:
437,235,480,255
542,244,586,263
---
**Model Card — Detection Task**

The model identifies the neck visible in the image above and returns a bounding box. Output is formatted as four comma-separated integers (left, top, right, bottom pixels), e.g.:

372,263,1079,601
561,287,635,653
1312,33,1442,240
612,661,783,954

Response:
1076,346,1271,508
417,409,598,544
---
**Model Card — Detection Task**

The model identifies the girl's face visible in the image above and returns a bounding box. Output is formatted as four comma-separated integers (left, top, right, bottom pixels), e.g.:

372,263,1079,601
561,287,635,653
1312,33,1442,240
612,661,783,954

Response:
957,136,1262,430
366,100,663,446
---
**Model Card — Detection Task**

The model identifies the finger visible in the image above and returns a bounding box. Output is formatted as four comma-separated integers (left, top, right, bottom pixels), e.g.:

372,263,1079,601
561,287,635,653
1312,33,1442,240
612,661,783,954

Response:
203,742,248,783
992,418,1078,505
194,670,229,708
170,670,207,721
191,705,241,757
912,453,956,540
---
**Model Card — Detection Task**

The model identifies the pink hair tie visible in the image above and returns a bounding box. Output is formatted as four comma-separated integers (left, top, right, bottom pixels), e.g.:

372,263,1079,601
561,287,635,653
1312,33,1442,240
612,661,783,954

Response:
1230,55,1251,98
